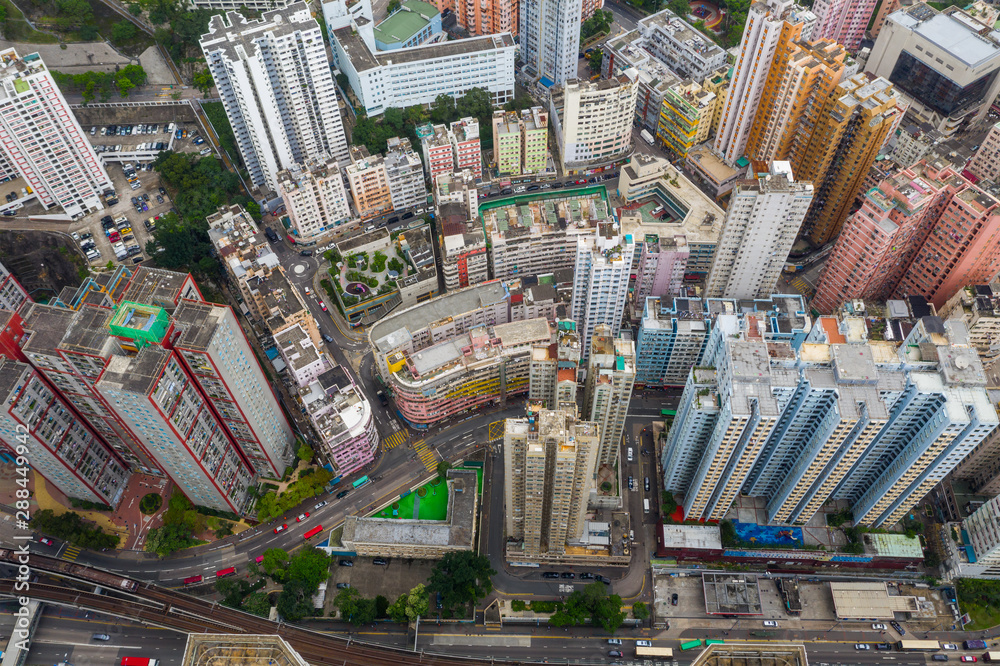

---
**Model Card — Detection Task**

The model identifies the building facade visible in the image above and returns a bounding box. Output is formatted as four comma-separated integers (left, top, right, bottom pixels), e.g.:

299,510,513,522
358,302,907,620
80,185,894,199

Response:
345,146,393,219
201,3,349,190
811,0,878,51
384,137,427,212
658,80,719,158
966,121,1000,184
583,327,635,467
450,118,482,180
550,75,639,172
570,224,635,357
705,162,814,300
491,107,549,175
0,49,112,217
276,160,352,244
520,0,583,86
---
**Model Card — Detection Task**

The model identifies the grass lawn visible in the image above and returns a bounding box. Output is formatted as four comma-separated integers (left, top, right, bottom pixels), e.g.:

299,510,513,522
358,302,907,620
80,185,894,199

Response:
372,466,482,521
965,602,1000,631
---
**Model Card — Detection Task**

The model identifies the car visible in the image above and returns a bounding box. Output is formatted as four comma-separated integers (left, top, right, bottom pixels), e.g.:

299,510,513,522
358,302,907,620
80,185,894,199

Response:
541,572,560,579
575,179,586,184
875,644,892,650
159,187,166,195
580,572,595,580
500,188,512,195
92,633,110,641
608,651,623,658
607,639,622,645
339,559,354,567
373,558,388,566
314,501,328,510
322,334,335,343
527,185,540,191
141,203,148,212
551,182,564,188
596,575,610,584
156,195,164,204
961,658,977,663
199,148,213,156
872,623,886,630
376,390,389,406
39,537,54,546
71,232,80,241
296,512,310,522
81,242,96,251
635,641,652,647
81,232,92,240
943,644,959,650
132,258,144,265
932,656,949,662
106,198,119,206
628,476,634,490
671,593,678,606
336,583,350,589
299,250,313,256
320,302,327,311
891,621,904,634
273,524,287,534
644,476,650,492
560,572,575,579
304,286,311,296
436,592,443,609
763,620,778,627
855,644,870,650
336,490,349,499
401,211,414,220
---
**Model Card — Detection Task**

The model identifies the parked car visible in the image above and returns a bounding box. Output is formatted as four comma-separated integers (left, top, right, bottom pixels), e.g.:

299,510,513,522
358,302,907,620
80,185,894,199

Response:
338,560,354,567
541,572,559,579
763,621,778,627
314,501,328,510
608,652,623,658
855,644,870,650
607,639,622,645
872,623,887,630
891,621,904,634
372,558,388,566
671,593,678,605
273,524,287,534
336,583,350,589
39,537,54,546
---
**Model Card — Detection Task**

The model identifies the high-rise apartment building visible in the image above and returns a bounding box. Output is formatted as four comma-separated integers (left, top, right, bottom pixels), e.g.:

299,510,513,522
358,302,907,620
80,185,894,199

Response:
384,137,427,212
0,49,112,217
528,319,581,412
450,118,482,179
439,208,488,292
0,357,131,507
797,74,903,246
866,3,1000,135
201,3,349,190
276,160,352,244
430,0,517,36
503,408,599,556
664,313,998,527
492,107,549,175
960,495,1000,578
420,124,456,183
550,75,638,173
0,259,28,311
705,162,814,300
713,0,816,166
744,39,851,165
345,146,392,219
571,224,635,357
583,327,635,467
813,160,1000,313
631,233,688,312
521,0,583,86
811,0,878,51
658,80,719,158
602,29,680,134
967,121,1000,184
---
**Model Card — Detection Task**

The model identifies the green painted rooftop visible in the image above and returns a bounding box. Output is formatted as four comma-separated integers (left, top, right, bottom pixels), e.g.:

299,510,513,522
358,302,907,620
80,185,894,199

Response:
373,0,438,44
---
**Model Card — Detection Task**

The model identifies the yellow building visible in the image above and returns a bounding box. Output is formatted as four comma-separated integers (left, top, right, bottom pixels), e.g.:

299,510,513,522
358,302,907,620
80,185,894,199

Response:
345,145,392,219
701,66,731,137
657,80,718,158
746,39,850,165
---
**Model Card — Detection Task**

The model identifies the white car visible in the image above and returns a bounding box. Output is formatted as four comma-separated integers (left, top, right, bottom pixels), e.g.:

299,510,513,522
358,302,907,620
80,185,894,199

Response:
763,620,778,627
872,623,887,630
855,644,870,650
635,641,651,647
943,644,959,650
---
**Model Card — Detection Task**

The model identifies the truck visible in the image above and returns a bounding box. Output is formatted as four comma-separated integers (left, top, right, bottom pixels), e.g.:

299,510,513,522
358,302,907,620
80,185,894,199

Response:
121,659,159,666
640,129,655,145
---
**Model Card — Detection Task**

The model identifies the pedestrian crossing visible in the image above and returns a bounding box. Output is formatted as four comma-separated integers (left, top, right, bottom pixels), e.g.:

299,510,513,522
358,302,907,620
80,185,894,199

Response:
412,439,437,472
62,545,81,561
790,277,813,295
383,430,407,449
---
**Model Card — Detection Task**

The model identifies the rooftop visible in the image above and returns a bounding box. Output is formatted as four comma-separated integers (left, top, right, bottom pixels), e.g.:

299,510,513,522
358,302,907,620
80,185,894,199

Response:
121,266,193,310
182,634,308,666
172,300,226,352
894,4,1000,67
201,3,318,67
702,572,763,615
21,304,77,356
98,345,171,396
829,581,920,619
108,301,170,347
373,0,438,45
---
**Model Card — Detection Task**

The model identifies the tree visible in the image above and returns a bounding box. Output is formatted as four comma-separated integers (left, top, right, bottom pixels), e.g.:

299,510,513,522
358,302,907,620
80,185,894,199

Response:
79,24,99,40
436,460,452,479
241,591,271,617
431,94,456,123
334,586,361,621
383,107,404,132
667,0,689,16
353,597,377,624
116,76,135,98
594,593,627,633
287,547,331,591
193,68,214,96
128,2,142,14
261,547,290,582
388,583,429,622
587,48,603,74
55,0,93,24
428,552,495,613
375,595,390,618
144,523,197,556
111,20,139,44
276,578,315,622
632,601,650,620
386,0,401,12
297,443,314,463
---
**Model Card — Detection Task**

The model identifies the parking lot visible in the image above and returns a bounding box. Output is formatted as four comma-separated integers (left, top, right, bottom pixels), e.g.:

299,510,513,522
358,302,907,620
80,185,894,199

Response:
69,120,212,267
325,557,438,617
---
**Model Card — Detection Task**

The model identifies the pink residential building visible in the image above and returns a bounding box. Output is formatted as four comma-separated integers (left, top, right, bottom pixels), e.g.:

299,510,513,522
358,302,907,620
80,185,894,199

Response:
813,160,1000,313
421,124,455,183
811,0,878,52
450,117,482,180
631,233,689,315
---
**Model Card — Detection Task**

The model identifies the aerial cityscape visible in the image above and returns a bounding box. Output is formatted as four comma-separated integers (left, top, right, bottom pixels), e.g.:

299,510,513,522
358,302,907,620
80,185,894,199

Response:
2,0,1000,663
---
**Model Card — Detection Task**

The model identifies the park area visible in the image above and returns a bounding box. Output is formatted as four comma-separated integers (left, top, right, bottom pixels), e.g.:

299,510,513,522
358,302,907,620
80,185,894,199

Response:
372,467,483,521
323,242,409,307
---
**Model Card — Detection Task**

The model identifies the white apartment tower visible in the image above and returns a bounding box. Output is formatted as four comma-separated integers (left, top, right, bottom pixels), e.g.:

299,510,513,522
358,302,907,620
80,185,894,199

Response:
384,137,427,211
0,49,112,217
551,74,639,172
705,162,814,300
276,160,352,244
571,224,636,358
583,326,636,467
520,0,583,86
503,408,600,556
201,3,349,191
528,319,582,412
713,0,815,166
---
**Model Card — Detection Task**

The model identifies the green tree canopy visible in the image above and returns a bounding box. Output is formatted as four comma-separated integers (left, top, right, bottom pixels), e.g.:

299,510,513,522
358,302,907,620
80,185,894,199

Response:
287,547,331,591
387,583,429,622
261,547,290,582
428,552,495,613
110,20,138,44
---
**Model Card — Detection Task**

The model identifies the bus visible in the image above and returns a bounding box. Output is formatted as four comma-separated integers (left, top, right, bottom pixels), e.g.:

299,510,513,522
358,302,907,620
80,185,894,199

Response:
661,409,677,417
680,639,703,651
121,659,158,666
352,475,370,489
635,647,673,658
966,640,989,650
215,567,236,578
182,575,202,585
896,640,941,651
303,525,323,540
705,640,725,646
983,651,1000,662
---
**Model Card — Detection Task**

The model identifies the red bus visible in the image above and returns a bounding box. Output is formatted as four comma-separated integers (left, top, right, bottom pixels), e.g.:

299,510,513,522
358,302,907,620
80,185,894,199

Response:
215,567,236,578
121,659,159,666
303,525,323,540
182,575,202,585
